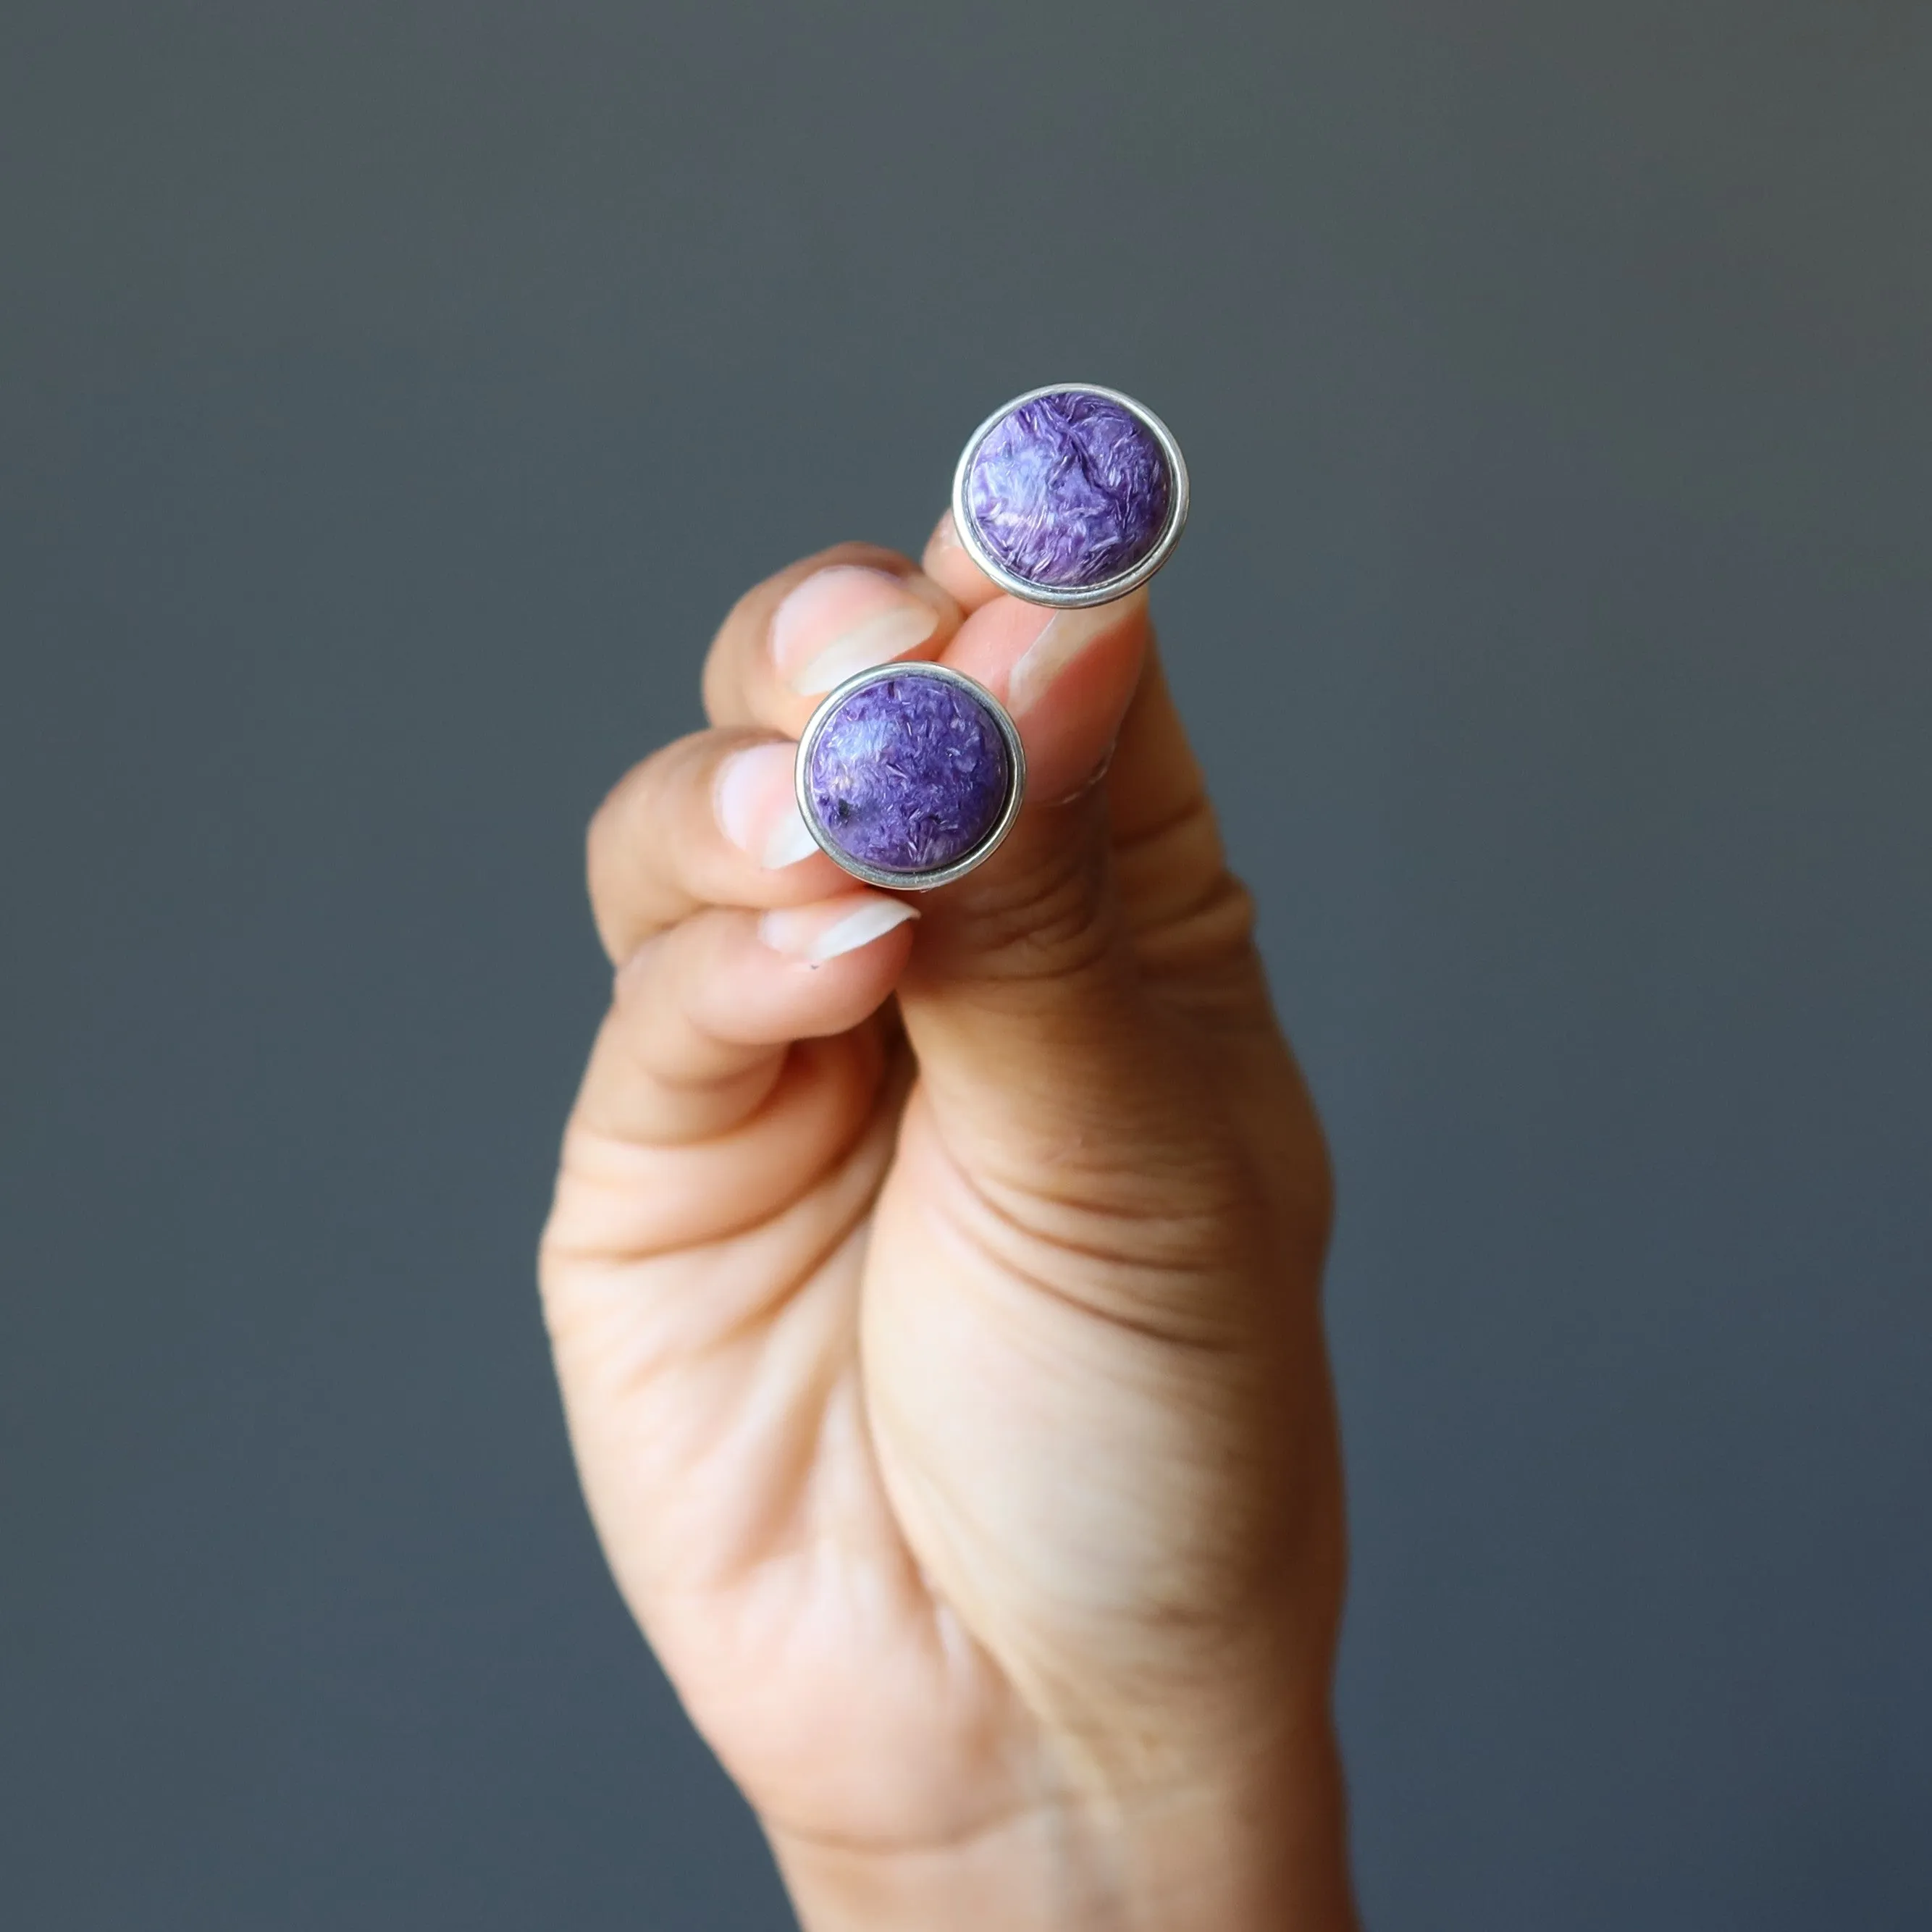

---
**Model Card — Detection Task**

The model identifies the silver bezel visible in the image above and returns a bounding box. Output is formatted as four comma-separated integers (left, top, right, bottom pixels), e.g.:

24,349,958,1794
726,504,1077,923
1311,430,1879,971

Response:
949,382,1190,608
794,661,1028,892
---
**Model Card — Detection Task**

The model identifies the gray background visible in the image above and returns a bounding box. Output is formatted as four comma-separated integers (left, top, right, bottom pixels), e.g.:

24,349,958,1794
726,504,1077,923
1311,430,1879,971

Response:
4,4,1928,1926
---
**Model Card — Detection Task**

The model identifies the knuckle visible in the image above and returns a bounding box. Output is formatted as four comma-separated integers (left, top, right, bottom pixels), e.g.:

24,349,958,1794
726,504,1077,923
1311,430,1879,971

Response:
587,731,713,872
1113,797,1268,993
943,831,1120,986
584,733,715,959
585,755,658,899
585,768,639,880
1137,870,1261,977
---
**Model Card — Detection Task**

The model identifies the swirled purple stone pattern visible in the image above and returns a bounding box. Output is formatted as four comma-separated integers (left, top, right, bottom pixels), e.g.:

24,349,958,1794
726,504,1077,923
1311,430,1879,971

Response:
964,390,1172,590
807,673,1012,874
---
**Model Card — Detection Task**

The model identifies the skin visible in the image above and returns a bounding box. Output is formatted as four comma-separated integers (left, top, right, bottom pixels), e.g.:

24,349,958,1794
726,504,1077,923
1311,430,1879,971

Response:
538,513,1358,1931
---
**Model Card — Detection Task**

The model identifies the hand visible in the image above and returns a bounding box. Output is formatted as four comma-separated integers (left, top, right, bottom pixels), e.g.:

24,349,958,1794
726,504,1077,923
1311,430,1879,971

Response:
539,516,1356,1931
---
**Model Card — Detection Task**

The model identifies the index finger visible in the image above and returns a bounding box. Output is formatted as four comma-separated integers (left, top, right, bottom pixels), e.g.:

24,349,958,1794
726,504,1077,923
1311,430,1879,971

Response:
700,542,962,736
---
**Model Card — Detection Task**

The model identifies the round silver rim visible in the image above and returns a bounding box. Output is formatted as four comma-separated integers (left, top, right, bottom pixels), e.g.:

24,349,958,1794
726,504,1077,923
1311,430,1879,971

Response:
949,382,1190,609
794,661,1028,892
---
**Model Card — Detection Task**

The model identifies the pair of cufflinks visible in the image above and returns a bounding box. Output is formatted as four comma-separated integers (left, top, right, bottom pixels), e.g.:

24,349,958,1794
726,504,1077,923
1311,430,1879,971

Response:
798,385,1188,891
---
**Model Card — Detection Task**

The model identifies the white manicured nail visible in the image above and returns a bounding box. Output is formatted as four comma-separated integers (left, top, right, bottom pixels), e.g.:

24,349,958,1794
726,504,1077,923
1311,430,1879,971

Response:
760,803,822,869
760,896,919,962
1006,604,1120,717
716,743,820,870
772,566,942,695
791,604,938,694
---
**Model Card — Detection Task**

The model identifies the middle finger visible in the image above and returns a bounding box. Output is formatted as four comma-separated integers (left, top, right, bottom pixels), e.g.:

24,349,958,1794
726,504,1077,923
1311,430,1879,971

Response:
588,726,850,965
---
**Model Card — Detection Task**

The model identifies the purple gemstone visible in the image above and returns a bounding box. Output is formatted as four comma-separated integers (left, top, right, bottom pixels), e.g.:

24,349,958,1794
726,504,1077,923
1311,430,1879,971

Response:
964,389,1172,591
807,672,1012,874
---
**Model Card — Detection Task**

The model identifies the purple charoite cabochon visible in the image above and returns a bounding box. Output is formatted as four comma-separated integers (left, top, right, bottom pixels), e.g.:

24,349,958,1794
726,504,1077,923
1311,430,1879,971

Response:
963,389,1172,590
807,673,1012,874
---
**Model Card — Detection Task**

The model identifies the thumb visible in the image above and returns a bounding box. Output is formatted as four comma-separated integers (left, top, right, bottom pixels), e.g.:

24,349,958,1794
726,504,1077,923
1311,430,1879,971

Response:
899,587,1214,1191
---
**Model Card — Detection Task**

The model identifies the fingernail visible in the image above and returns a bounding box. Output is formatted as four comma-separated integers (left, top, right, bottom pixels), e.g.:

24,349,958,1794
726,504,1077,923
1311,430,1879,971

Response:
1006,603,1123,718
773,566,941,695
927,508,962,555
760,896,919,962
715,742,820,869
